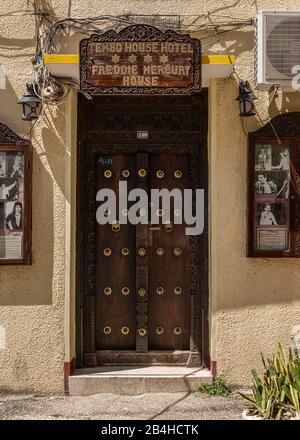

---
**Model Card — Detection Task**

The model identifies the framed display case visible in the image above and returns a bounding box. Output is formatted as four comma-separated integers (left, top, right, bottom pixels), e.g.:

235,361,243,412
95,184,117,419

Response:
0,122,32,264
248,113,300,257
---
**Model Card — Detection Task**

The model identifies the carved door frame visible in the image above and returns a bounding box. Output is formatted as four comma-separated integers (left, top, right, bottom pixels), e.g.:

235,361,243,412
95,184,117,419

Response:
75,93,209,368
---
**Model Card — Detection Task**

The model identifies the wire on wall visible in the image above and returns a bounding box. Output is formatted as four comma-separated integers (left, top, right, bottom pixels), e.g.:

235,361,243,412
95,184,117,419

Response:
1,1,254,107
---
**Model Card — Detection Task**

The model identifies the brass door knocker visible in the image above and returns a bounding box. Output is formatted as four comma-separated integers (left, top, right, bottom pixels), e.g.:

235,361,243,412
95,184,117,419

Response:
164,222,173,232
112,221,120,232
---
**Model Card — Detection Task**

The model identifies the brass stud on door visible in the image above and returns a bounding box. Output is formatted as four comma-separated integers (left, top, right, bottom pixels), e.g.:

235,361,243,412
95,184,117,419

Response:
156,209,164,217
173,247,182,257
112,221,120,232
156,286,164,295
104,208,111,217
174,327,182,335
174,287,182,295
156,169,165,179
156,248,164,257
156,326,164,335
174,209,182,217
121,208,128,217
138,168,147,177
121,326,130,335
103,287,112,296
122,287,130,296
138,247,147,257
138,288,147,297
122,169,130,178
174,170,183,179
103,248,112,257
139,208,146,217
104,170,112,179
164,222,173,232
103,326,112,335
138,328,147,337
121,248,129,256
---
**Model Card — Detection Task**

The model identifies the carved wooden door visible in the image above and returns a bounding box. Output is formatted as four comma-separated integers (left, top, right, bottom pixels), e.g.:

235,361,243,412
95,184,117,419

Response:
76,94,208,367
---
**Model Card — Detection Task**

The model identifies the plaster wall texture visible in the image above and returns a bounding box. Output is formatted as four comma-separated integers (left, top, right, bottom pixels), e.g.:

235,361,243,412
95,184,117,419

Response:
0,0,300,392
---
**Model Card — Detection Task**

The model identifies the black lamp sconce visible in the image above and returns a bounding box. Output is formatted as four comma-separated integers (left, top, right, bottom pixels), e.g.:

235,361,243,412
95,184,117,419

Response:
236,80,257,117
18,83,41,121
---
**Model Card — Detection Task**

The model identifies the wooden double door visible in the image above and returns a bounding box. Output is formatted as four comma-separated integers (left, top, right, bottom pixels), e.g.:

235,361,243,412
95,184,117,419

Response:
76,94,208,367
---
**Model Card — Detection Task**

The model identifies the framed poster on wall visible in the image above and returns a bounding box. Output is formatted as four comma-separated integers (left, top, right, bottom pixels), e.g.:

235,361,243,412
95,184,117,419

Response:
248,112,300,257
0,123,32,264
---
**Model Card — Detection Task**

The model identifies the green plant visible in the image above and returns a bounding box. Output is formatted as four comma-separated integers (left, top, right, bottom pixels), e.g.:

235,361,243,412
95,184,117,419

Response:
239,344,300,420
197,376,232,396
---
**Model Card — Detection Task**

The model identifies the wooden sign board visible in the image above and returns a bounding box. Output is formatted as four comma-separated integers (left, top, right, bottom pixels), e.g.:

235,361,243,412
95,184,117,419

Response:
80,25,201,95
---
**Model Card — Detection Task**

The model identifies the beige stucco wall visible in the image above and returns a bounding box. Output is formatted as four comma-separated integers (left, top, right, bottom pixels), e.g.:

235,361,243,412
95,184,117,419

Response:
0,0,300,393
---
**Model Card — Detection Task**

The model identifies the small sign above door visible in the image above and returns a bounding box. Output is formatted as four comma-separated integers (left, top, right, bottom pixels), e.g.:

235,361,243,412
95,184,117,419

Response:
80,24,201,95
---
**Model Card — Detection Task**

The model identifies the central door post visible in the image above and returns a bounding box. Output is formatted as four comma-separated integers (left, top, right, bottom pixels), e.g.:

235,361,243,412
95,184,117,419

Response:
136,153,149,352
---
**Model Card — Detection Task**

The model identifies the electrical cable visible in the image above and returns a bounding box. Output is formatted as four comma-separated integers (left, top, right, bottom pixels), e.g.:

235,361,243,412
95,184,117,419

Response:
2,2,253,106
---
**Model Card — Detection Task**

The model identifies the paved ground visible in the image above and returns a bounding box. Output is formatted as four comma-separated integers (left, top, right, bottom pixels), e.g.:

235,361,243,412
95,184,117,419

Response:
0,391,245,420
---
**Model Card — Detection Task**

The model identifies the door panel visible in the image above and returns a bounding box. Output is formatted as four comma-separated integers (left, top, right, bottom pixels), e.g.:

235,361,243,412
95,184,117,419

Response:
148,154,191,350
95,154,136,349
96,151,191,352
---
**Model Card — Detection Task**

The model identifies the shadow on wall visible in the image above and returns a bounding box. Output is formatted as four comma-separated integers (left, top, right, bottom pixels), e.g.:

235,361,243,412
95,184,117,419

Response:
0,150,55,306
0,78,28,134
0,79,55,306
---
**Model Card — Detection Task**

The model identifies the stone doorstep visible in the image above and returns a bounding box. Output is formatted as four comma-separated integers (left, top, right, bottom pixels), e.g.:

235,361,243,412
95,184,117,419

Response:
69,367,213,396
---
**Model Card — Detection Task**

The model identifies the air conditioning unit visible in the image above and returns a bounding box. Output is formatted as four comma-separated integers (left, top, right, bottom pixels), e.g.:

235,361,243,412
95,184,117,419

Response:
255,10,300,89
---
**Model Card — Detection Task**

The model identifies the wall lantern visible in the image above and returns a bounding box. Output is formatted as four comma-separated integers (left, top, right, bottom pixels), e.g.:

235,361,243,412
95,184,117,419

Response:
236,80,257,117
18,83,41,121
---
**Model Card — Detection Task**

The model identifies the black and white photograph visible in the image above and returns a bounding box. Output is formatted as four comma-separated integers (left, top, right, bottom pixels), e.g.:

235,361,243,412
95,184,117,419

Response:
254,171,289,198
6,152,24,178
0,152,6,177
255,144,272,171
5,201,23,232
254,172,277,195
0,178,19,201
256,203,287,226
272,146,290,171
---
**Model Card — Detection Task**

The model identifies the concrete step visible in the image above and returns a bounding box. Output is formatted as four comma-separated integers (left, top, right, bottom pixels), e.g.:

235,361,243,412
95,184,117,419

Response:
69,366,213,395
